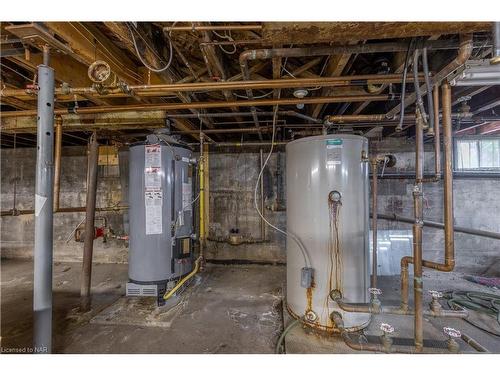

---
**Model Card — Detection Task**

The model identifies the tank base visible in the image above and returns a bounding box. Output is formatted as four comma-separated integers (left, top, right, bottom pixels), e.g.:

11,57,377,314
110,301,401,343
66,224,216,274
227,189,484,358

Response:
286,301,371,334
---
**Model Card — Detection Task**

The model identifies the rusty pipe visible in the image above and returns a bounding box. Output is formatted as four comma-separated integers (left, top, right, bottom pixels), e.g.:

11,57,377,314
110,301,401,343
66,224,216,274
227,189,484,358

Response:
80,133,99,311
53,116,62,212
333,296,468,318
371,159,379,288
1,94,391,118
163,24,262,32
0,74,425,99
1,205,128,217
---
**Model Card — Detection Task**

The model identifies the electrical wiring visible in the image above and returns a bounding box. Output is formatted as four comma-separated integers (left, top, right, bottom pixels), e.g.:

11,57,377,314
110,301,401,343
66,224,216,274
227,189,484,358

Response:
212,30,237,55
395,38,415,132
253,92,311,268
127,23,174,73
233,91,273,99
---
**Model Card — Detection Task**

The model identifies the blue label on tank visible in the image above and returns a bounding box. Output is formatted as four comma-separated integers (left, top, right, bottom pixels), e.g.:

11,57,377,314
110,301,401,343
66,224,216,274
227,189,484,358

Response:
326,139,343,146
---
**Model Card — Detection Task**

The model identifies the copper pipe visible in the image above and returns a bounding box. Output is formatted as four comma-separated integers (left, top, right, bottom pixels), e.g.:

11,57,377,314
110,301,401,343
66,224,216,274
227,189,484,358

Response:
53,116,63,212
1,94,391,118
401,83,455,309
163,24,262,32
0,74,423,98
370,159,378,288
412,109,425,352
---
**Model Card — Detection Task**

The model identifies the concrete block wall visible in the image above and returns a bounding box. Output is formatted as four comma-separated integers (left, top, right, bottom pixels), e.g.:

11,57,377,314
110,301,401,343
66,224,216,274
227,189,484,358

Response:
1,139,499,275
1,146,128,263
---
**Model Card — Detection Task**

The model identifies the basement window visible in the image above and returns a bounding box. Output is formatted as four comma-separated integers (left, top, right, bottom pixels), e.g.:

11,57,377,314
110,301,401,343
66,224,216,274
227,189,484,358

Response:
454,137,500,172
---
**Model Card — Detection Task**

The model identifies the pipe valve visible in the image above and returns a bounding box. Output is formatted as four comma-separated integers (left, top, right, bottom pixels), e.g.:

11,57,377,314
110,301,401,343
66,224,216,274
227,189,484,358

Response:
379,323,395,351
443,327,461,353
429,290,443,313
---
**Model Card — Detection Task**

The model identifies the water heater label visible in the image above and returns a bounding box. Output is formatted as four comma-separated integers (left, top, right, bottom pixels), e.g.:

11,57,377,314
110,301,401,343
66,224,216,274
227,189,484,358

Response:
145,144,161,168
182,182,192,212
144,167,161,189
145,190,163,235
326,139,343,165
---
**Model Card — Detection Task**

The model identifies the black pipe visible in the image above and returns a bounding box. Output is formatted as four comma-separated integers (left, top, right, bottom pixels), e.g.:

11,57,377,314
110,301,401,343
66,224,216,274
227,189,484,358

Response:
375,212,500,240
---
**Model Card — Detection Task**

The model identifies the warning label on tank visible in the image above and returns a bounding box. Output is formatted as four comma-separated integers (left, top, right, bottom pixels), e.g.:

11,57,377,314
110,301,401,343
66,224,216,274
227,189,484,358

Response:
182,182,192,212
145,190,162,235
326,139,343,165
144,167,161,189
145,144,161,168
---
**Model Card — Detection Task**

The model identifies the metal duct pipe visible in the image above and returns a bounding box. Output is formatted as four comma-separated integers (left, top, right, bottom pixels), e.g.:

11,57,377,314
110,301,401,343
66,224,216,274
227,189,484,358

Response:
33,51,55,354
492,22,500,64
375,213,500,240
80,133,99,311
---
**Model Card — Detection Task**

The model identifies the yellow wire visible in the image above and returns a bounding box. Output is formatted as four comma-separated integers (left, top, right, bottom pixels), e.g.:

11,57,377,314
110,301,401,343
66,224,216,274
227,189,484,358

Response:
163,256,202,301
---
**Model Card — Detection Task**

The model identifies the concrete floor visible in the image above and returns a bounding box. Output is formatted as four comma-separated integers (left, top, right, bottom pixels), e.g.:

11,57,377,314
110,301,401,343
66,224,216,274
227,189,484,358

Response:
1,258,499,354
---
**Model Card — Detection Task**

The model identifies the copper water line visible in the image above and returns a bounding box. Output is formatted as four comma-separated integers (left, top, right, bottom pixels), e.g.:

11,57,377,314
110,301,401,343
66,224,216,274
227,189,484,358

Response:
1,94,391,118
53,116,63,211
370,159,379,288
163,24,263,32
0,74,423,99
412,108,425,352
400,83,455,311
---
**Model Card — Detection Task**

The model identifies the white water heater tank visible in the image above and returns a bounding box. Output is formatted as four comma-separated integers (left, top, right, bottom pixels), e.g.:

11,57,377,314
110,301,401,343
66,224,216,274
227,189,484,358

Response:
286,134,370,331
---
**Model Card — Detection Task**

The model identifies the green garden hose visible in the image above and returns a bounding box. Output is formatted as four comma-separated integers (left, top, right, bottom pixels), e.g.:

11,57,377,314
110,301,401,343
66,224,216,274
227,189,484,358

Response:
275,319,302,354
443,291,500,337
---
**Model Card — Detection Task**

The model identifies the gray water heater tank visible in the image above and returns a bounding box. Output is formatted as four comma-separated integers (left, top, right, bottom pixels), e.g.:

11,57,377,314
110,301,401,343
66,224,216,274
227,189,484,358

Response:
128,135,195,287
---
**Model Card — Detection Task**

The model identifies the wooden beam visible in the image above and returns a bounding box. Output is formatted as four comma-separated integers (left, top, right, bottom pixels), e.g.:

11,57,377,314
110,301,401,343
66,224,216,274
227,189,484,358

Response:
262,22,491,44
44,22,142,84
310,44,354,119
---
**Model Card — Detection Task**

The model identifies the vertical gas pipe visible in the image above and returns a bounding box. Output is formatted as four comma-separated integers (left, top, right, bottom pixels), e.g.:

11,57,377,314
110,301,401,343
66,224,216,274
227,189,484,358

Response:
53,116,63,211
80,132,99,311
199,133,206,270
442,82,455,272
413,109,425,352
259,148,266,241
370,159,378,288
33,45,55,353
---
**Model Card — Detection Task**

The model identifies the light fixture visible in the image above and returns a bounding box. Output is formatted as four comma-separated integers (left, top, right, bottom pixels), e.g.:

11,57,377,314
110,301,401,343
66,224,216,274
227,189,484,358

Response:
449,59,500,86
293,88,308,110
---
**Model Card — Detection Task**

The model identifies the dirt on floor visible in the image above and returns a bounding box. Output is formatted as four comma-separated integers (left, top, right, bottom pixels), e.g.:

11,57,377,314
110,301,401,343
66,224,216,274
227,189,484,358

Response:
1,258,499,354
